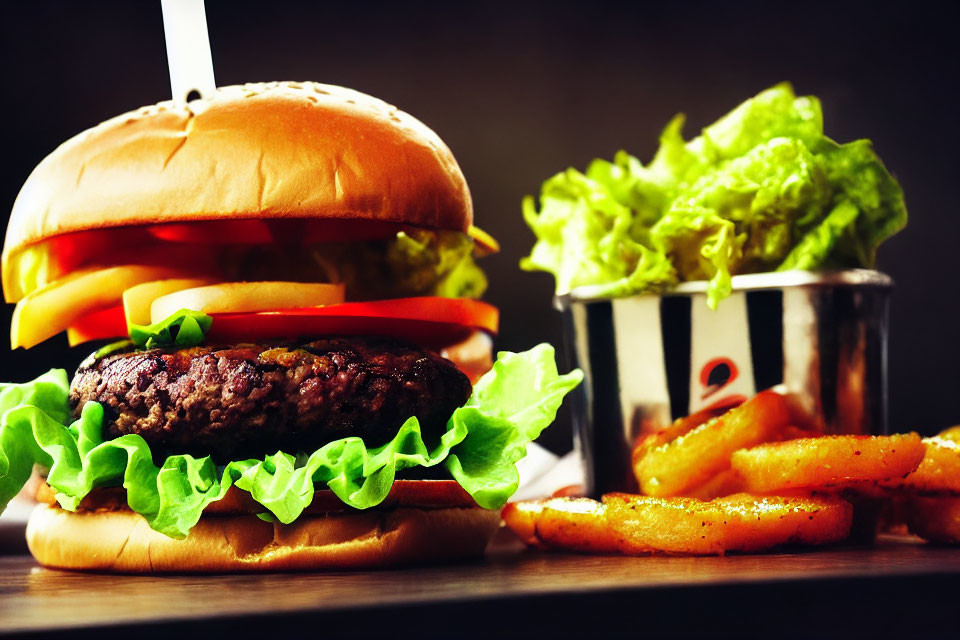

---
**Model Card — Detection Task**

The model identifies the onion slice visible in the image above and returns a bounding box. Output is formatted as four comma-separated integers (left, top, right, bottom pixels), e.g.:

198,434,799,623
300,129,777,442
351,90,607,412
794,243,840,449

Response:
123,277,218,326
150,281,346,323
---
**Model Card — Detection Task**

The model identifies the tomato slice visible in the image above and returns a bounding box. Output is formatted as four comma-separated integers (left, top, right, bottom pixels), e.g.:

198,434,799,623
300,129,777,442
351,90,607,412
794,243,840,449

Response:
66,305,127,347
207,297,498,349
206,480,477,515
39,480,478,515
146,219,407,245
66,297,498,350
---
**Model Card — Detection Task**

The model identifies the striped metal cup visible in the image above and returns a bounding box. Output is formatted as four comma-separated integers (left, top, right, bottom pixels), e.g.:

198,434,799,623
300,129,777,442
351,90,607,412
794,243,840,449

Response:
556,269,892,496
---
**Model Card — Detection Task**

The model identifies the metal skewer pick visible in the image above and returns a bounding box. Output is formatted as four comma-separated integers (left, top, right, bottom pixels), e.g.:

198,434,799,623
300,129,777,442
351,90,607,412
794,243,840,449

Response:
161,0,216,105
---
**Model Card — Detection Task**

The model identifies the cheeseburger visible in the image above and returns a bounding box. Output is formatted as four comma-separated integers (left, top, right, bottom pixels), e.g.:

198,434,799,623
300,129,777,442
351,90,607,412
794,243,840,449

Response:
0,81,581,571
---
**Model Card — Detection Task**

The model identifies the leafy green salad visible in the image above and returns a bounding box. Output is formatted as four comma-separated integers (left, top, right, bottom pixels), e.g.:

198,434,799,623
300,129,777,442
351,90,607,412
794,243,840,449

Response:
521,83,907,308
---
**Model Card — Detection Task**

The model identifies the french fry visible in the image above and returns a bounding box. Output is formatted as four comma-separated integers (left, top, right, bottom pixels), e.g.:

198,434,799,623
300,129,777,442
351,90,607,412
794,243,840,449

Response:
905,496,960,544
938,426,960,443
513,388,960,557
604,493,852,555
503,493,853,556
779,425,824,440
501,499,547,547
633,390,790,497
882,437,960,495
731,433,925,494
631,404,732,465
502,498,622,553
682,468,746,501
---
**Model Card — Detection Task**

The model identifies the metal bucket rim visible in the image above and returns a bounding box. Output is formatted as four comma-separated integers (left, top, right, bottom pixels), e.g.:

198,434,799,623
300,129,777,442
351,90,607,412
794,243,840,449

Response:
554,269,892,309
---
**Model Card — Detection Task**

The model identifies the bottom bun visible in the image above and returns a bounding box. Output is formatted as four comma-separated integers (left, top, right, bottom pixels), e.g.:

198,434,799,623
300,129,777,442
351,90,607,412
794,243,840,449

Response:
26,503,501,573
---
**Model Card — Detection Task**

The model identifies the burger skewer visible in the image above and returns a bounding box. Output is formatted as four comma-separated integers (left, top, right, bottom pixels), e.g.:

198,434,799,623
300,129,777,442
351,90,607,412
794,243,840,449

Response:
160,0,217,105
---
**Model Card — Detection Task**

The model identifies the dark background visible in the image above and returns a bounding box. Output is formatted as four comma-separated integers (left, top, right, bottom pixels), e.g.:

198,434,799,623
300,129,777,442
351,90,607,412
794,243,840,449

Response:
1,0,957,452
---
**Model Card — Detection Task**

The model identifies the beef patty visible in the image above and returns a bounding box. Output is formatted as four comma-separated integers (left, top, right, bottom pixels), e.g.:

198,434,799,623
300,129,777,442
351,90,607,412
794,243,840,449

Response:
69,337,472,462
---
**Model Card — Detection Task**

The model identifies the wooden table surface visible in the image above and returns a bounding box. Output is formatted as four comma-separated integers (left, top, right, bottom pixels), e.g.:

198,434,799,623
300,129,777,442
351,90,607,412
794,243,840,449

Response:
2,533,959,639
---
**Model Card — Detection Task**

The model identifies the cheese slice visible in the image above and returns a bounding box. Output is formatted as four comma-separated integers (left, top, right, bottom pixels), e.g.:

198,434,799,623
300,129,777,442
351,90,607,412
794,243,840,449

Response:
10,265,195,349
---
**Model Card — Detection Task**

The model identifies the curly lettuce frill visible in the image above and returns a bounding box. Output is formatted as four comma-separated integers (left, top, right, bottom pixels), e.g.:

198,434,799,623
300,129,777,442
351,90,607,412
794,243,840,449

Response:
0,345,582,539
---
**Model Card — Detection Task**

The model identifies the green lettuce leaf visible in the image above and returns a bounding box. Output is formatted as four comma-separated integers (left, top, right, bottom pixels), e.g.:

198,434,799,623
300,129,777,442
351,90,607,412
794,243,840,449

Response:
204,230,487,302
0,345,581,539
809,138,907,266
777,200,859,271
521,83,906,308
306,230,488,301
128,309,212,349
694,84,823,162
521,168,677,297
386,230,489,299
447,344,584,507
0,370,67,506
649,208,742,307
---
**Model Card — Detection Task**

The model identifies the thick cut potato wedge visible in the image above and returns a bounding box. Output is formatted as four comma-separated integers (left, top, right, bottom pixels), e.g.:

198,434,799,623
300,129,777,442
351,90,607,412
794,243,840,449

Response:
731,433,925,494
632,404,736,464
501,499,546,546
502,498,623,553
882,437,960,495
906,496,960,544
938,426,960,443
779,425,823,440
503,493,852,556
682,468,746,501
123,278,218,326
150,281,346,323
633,390,790,497
604,493,852,555
10,264,193,349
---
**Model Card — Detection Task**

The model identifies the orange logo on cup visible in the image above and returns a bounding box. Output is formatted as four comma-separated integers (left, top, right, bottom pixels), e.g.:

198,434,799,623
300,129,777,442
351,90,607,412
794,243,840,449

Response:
698,357,747,412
